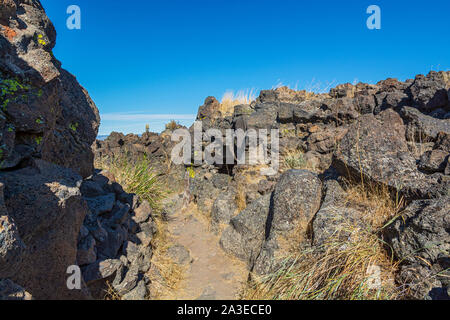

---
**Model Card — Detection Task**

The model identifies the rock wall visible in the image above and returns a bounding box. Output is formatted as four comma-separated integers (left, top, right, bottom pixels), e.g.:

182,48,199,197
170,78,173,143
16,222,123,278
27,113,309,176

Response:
0,0,99,299
78,170,157,300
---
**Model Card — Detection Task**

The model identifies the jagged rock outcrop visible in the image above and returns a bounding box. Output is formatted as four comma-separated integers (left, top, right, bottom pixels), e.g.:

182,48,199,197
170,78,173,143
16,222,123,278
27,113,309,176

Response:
176,70,448,298
96,72,450,300
0,0,99,177
95,60,449,301
311,178,364,246
333,108,445,199
101,70,449,299
0,0,99,299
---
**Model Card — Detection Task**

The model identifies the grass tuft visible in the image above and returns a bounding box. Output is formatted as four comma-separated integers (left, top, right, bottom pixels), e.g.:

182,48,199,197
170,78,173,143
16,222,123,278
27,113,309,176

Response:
284,149,306,170
165,120,181,131
95,154,166,211
220,89,256,116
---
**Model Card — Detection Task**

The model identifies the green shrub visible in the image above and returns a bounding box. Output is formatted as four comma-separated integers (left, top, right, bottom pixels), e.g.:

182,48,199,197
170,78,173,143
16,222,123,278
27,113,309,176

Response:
284,150,306,169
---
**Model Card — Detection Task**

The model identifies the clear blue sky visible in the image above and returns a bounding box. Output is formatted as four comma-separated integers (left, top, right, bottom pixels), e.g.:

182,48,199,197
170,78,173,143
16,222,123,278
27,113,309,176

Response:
40,0,449,135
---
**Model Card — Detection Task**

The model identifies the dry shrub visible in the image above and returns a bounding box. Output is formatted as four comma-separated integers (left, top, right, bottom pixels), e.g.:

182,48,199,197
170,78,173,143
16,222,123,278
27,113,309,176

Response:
165,120,180,131
220,89,256,116
243,180,406,300
244,230,401,300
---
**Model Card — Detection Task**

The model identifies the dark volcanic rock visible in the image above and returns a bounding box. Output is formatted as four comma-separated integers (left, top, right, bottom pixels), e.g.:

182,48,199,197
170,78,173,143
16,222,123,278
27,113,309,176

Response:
312,179,365,246
220,194,272,267
0,182,25,276
435,132,450,152
409,72,449,112
267,170,322,234
0,160,90,299
333,109,441,199
82,258,123,285
0,278,32,300
77,233,97,266
418,150,449,174
122,280,147,300
384,196,449,300
401,106,450,142
253,170,322,275
0,1,99,178
211,189,238,231
85,194,116,216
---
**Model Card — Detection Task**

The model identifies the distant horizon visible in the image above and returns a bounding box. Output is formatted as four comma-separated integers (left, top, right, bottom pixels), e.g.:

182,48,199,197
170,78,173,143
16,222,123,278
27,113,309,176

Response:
96,68,447,136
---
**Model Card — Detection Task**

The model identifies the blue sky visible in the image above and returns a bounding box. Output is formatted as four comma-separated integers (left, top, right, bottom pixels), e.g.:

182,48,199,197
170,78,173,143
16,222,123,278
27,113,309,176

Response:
40,0,450,135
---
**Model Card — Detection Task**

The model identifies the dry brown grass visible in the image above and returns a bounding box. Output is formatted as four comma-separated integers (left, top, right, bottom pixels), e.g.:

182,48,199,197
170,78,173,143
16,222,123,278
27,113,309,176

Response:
220,89,256,117
104,281,123,300
146,217,186,299
343,180,405,229
242,180,406,300
235,181,247,212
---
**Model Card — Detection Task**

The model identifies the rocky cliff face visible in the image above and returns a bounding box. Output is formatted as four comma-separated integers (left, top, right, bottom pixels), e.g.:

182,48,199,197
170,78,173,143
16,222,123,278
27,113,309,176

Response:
0,0,100,177
0,0,99,299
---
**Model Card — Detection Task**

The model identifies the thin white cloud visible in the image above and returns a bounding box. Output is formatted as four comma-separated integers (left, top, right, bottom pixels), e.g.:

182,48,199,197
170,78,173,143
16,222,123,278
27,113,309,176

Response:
101,113,196,121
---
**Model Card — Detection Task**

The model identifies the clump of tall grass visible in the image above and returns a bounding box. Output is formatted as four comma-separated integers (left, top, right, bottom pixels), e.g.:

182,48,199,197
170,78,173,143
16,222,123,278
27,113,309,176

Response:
95,154,166,211
243,180,406,300
244,230,401,300
220,89,257,116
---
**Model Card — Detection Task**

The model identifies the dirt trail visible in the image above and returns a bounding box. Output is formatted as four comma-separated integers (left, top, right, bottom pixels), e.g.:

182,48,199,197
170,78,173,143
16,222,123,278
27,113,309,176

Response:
160,203,248,300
